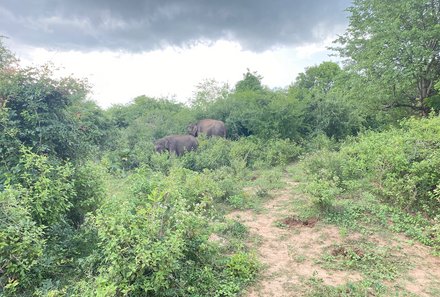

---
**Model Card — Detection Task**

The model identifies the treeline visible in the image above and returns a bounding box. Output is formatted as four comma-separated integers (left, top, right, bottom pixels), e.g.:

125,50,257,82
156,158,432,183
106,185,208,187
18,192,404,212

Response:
1,0,440,295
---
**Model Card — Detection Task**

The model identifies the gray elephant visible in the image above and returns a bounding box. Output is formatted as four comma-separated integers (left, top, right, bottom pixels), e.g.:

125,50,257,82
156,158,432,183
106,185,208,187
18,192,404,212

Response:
188,119,226,138
154,135,198,156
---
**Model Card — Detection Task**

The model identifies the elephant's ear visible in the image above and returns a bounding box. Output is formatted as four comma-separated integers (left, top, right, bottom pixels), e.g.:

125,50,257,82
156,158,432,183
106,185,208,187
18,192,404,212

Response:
164,138,170,147
191,125,198,137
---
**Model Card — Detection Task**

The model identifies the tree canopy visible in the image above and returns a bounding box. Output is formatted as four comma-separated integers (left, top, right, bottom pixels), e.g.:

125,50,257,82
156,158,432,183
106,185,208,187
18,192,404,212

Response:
334,0,440,114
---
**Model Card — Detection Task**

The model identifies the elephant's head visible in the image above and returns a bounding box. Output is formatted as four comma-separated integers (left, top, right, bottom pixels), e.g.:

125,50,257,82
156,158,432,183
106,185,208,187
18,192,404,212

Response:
187,123,198,137
154,138,169,153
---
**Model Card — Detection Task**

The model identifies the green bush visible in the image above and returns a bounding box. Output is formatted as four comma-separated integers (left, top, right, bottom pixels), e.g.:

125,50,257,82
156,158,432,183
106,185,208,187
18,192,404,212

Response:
68,161,106,227
181,136,232,171
70,167,258,296
0,148,108,295
303,116,440,217
6,147,75,227
129,166,230,208
203,167,245,201
263,138,303,167
0,187,45,295
301,116,440,251
0,57,105,165
182,136,302,172
92,189,203,296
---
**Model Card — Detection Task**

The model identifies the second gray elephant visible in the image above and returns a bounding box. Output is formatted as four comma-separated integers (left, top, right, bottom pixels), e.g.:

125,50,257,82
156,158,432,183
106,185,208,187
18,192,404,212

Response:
188,119,226,138
154,135,198,156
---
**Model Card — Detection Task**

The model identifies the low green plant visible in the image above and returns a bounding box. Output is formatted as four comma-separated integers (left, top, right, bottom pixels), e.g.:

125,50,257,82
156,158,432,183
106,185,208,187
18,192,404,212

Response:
306,278,415,297
318,240,408,281
226,193,251,209
226,252,259,282
219,221,249,240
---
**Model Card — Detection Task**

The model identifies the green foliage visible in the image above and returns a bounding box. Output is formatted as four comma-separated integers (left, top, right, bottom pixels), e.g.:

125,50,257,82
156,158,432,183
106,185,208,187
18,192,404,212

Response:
263,138,303,167
0,146,108,295
289,62,366,139
226,252,259,282
301,116,440,251
306,278,414,297
0,61,103,165
219,221,249,240
92,189,200,296
0,186,45,295
309,238,413,296
198,90,306,139
0,39,17,70
182,136,302,173
304,116,440,216
225,194,250,210
303,132,339,152
70,167,258,296
333,0,440,114
319,240,408,280
107,95,194,141
68,99,112,151
182,136,232,171
129,166,232,210
68,161,106,227
5,20,440,296
6,147,75,227
103,95,195,171
235,70,264,93
190,78,231,112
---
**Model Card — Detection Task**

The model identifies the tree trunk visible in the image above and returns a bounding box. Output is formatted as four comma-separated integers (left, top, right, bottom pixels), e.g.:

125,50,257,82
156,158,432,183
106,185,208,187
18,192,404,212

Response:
419,78,434,116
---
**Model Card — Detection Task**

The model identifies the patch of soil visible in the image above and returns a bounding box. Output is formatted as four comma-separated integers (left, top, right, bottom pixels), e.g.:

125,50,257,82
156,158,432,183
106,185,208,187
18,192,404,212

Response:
228,172,440,296
282,216,318,228
228,175,363,297
367,233,440,297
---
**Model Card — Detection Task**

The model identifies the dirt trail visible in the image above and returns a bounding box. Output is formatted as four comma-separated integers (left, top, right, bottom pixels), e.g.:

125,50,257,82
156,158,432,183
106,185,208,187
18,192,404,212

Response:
227,174,440,297
228,178,362,297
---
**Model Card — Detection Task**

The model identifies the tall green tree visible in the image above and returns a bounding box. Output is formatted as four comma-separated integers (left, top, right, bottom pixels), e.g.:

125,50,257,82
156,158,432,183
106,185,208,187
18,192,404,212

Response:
0,41,108,170
289,62,365,139
334,0,440,115
235,69,265,93
190,78,231,112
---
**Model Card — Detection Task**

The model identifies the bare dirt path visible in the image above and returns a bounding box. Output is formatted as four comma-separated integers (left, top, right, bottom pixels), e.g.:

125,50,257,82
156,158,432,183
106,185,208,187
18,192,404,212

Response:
227,172,440,297
228,177,362,296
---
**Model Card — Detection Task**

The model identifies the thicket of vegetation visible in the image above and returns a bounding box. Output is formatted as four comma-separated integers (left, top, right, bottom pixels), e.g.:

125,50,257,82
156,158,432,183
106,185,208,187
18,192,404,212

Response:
302,116,440,251
1,0,439,296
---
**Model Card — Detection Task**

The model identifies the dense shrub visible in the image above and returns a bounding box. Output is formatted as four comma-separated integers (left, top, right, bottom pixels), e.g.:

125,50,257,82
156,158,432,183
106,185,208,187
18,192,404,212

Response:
71,167,257,296
129,166,226,207
0,62,105,166
181,136,232,171
303,116,440,217
5,147,75,227
92,189,203,295
0,187,46,295
181,136,303,172
301,116,440,251
68,161,106,227
0,148,107,295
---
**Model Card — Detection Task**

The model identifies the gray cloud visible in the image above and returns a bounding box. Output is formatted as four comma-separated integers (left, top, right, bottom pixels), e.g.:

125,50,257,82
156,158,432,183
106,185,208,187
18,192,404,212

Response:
0,0,351,52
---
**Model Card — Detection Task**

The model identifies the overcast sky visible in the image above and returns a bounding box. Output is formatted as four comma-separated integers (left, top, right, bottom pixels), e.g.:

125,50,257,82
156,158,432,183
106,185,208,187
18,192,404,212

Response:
1,0,352,108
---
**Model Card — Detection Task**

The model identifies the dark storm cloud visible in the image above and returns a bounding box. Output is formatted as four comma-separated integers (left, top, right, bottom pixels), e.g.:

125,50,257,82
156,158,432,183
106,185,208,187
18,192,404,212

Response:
0,0,351,51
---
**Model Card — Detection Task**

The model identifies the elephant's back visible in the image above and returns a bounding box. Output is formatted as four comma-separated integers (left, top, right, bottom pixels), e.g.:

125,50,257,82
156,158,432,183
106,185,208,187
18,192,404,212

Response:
172,134,197,141
198,119,226,137
198,119,225,131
